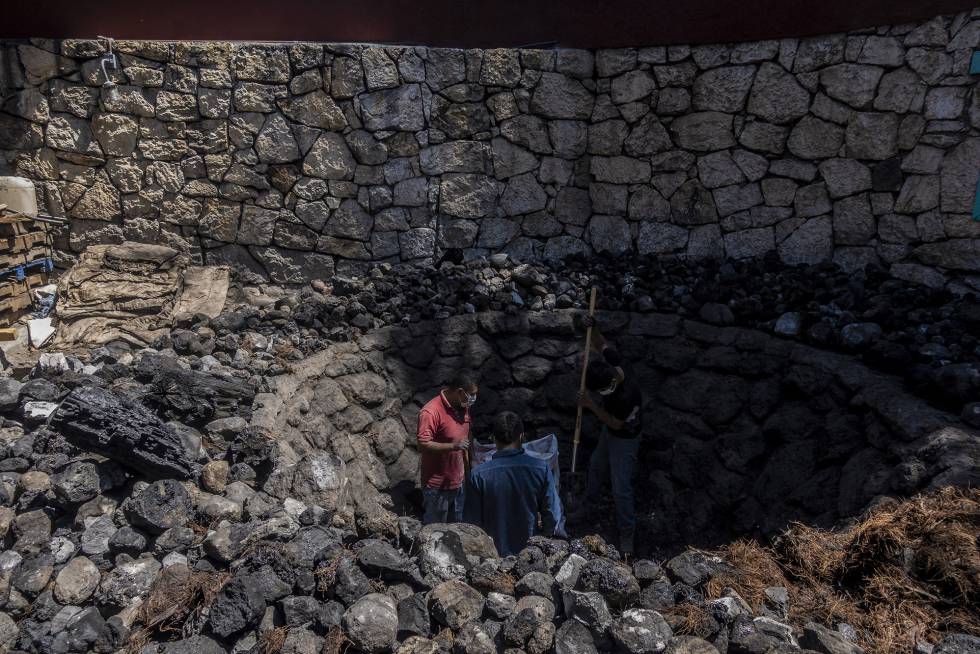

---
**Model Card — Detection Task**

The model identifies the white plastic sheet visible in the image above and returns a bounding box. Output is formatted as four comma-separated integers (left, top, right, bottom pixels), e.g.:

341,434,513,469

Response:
472,433,561,487
27,317,54,348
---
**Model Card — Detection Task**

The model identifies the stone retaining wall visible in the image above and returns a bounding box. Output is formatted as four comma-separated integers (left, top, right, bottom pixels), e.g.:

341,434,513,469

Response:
1,10,979,288
255,308,979,552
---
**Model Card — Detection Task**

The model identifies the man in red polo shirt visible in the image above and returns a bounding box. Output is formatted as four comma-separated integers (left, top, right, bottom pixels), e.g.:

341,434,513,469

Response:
417,371,478,524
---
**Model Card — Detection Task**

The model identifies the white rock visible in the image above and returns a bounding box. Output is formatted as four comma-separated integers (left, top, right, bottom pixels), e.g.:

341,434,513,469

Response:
162,552,188,568
49,536,76,564
23,401,58,419
556,554,588,589
283,497,308,520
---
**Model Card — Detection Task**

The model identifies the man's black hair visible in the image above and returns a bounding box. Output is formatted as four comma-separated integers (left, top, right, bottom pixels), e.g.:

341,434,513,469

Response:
449,370,479,391
586,360,618,391
493,411,524,446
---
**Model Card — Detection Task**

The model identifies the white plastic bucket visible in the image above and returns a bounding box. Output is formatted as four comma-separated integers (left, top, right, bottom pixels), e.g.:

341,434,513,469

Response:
0,177,38,216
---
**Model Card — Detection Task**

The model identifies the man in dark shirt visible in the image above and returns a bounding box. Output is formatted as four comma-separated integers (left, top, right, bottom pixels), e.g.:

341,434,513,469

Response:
574,316,644,555
463,412,565,557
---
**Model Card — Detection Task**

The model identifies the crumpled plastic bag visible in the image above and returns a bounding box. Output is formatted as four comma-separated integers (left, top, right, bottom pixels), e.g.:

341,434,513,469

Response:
472,433,561,487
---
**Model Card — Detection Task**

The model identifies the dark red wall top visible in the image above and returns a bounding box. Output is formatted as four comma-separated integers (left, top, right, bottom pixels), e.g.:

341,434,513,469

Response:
4,0,977,48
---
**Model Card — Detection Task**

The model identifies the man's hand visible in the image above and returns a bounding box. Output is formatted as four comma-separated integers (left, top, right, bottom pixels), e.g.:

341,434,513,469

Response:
577,390,594,410
580,314,607,352
453,438,471,451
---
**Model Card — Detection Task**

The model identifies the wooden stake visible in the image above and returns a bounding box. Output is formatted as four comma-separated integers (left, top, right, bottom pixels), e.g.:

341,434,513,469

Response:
571,287,598,473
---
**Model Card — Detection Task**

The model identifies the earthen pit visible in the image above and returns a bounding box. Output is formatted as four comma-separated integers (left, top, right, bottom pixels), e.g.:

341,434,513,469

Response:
256,308,979,556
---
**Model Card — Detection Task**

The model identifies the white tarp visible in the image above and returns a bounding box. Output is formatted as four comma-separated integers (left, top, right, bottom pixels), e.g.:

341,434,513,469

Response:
472,434,561,487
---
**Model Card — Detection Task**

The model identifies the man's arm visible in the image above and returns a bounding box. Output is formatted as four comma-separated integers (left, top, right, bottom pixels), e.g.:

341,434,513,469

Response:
538,468,566,538
417,409,469,453
583,315,608,353
419,441,467,452
577,391,626,431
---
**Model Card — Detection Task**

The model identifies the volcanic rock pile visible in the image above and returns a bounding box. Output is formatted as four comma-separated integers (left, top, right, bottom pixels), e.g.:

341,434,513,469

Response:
0,253,976,653
1,346,975,654
1,362,977,654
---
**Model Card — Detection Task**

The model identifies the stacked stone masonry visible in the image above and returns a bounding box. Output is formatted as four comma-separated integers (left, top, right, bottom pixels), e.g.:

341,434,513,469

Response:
0,9,979,288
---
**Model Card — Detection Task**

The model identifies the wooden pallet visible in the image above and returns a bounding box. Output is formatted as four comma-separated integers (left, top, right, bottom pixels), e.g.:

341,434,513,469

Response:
0,212,52,327
0,214,34,237
2,231,47,252
0,293,31,312
0,293,32,326
0,273,47,299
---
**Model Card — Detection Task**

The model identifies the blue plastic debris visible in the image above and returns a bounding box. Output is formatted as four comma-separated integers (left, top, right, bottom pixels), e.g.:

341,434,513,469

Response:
974,177,980,220
0,257,54,281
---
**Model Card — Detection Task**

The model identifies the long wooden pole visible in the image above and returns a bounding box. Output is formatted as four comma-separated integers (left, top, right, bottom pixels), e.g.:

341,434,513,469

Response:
571,287,597,473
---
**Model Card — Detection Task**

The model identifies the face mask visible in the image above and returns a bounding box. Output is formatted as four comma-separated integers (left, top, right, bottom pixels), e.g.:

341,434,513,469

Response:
598,381,617,396
465,392,478,407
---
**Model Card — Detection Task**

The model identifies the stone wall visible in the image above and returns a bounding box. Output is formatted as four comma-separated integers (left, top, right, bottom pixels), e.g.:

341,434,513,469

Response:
0,9,979,288
252,308,980,553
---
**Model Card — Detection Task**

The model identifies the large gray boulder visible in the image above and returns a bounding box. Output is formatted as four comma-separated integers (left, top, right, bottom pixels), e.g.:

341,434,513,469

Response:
342,593,399,653
208,573,266,638
576,558,641,608
934,634,980,654
53,555,101,605
415,522,498,579
123,480,192,535
428,579,485,629
454,622,496,654
0,613,18,653
562,590,613,633
51,461,101,505
555,618,599,654
95,554,161,608
799,622,864,654
609,609,673,654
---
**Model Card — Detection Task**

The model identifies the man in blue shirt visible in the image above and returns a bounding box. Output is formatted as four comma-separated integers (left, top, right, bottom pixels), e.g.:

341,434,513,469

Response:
463,412,565,557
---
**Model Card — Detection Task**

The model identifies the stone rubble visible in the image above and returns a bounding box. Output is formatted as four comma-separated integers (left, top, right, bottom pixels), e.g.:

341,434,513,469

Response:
0,251,975,652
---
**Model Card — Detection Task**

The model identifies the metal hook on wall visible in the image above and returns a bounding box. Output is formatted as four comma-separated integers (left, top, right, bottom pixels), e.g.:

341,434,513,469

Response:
96,36,119,101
